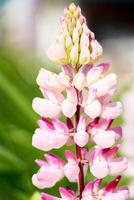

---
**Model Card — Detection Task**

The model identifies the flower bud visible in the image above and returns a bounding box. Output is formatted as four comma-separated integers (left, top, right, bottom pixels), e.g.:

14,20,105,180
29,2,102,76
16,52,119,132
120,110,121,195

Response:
46,3,103,67
72,28,79,44
70,44,79,65
79,47,90,65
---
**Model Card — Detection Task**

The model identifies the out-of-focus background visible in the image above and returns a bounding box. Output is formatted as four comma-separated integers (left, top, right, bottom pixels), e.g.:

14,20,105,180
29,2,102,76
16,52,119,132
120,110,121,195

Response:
0,0,134,199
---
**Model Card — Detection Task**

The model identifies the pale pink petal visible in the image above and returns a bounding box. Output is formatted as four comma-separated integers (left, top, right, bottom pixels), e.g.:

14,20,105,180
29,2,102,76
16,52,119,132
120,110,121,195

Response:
85,89,97,105
84,100,101,119
52,118,69,133
90,40,103,60
44,89,64,103
62,99,77,118
49,132,68,149
102,102,122,119
90,160,108,179
116,187,129,199
74,130,89,147
86,67,103,86
46,44,67,64
91,73,117,97
63,163,79,182
36,68,52,88
32,128,52,151
105,73,117,89
73,72,87,91
32,165,64,189
108,157,128,176
93,130,116,148
82,23,91,36
35,159,47,167
32,97,61,118
47,74,67,92
102,192,127,200
66,87,77,105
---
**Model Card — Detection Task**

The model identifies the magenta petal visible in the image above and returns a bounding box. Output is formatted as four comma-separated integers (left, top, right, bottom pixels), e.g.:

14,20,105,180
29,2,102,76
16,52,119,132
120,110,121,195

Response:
59,187,75,199
41,193,60,200
65,150,76,162
45,153,64,167
66,118,74,129
104,176,121,193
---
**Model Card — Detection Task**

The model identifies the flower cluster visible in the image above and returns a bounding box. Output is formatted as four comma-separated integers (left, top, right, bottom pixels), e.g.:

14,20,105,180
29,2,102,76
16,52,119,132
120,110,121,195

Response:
32,3,129,200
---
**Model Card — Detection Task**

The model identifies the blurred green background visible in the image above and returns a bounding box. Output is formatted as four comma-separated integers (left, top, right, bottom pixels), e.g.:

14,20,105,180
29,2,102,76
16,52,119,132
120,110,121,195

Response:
0,0,134,200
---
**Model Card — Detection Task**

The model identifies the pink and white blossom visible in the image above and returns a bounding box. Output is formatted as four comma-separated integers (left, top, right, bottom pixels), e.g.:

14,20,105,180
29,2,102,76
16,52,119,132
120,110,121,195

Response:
87,146,128,179
32,154,64,189
32,118,69,151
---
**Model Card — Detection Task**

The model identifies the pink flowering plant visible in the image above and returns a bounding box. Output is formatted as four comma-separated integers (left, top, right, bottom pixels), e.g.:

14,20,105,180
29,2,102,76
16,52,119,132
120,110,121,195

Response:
32,3,129,200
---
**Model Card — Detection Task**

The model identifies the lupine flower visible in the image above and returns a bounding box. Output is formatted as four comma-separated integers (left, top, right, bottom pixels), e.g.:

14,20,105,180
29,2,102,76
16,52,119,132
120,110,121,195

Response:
32,87,77,118
32,2,128,200
32,118,69,151
36,68,70,92
87,145,128,179
32,154,64,189
89,119,122,148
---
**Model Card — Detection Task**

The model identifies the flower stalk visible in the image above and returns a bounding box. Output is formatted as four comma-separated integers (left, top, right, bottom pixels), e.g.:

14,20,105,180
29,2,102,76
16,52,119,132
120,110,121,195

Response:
75,91,84,197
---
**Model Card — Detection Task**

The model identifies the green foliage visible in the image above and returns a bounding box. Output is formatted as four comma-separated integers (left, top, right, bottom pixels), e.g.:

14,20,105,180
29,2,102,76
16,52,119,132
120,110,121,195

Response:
0,48,42,200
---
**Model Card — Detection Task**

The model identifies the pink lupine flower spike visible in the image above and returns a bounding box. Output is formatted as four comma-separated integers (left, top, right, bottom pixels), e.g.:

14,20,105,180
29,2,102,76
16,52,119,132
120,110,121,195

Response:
32,2,129,200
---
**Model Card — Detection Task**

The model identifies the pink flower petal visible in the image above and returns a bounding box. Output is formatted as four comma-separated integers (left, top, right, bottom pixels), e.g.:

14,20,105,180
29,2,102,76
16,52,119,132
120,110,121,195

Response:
93,130,116,148
74,130,89,147
62,99,77,118
41,193,60,200
108,157,128,176
59,187,75,199
32,97,61,118
84,100,101,119
90,160,108,179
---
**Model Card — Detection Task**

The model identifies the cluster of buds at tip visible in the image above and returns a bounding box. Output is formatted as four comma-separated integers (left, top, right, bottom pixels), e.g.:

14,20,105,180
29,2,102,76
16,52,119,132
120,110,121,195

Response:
47,3,103,67
32,2,129,200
